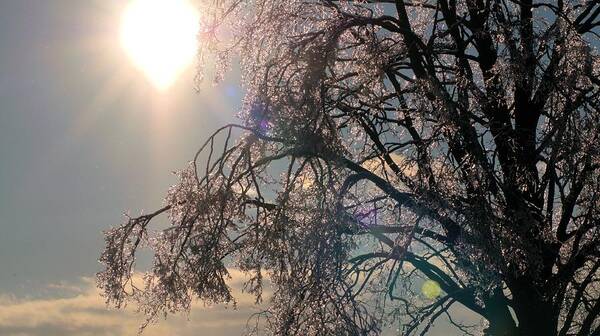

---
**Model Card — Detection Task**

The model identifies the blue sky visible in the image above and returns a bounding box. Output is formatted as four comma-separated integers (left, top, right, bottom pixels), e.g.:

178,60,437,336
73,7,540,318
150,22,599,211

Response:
0,1,472,335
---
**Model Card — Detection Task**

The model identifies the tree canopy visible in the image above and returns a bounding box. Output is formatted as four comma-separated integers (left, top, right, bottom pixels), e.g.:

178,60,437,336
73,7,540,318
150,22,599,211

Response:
98,1,600,335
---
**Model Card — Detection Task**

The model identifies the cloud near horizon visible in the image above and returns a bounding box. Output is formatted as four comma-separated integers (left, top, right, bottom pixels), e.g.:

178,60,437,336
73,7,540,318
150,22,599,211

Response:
0,270,265,336
0,269,480,336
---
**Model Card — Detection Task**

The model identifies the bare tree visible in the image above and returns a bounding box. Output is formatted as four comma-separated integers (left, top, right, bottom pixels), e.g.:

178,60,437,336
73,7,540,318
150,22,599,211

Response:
98,1,600,335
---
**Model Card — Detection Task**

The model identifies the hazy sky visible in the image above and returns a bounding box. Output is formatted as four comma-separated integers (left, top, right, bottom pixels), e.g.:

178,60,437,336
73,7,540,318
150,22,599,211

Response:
0,1,251,334
0,1,471,335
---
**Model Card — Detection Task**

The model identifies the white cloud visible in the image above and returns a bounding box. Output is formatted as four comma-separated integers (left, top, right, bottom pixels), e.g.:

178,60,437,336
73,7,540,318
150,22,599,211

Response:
0,271,265,336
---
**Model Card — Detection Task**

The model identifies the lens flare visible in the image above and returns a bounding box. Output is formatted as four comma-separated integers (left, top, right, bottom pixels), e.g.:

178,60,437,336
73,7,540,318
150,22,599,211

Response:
421,280,442,299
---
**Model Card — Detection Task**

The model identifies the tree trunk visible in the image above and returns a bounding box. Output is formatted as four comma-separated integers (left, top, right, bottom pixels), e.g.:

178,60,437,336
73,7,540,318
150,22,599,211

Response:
484,288,519,336
511,281,559,336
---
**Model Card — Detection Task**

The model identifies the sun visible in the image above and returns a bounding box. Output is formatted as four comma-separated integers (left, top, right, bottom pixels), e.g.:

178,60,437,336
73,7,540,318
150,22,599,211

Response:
120,0,199,90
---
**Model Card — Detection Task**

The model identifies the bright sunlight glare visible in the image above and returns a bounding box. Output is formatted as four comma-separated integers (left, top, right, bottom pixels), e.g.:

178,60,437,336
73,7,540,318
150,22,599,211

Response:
120,0,199,90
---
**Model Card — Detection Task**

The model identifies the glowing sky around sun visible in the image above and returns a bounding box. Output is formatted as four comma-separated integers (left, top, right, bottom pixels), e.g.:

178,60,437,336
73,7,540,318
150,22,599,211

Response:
120,0,200,90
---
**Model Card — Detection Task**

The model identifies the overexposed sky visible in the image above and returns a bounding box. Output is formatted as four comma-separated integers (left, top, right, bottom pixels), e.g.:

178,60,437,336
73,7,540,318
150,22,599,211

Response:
0,1,246,334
